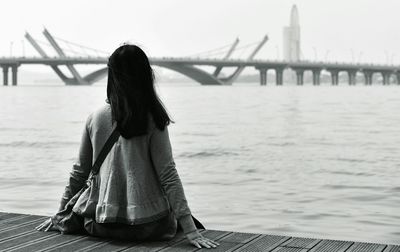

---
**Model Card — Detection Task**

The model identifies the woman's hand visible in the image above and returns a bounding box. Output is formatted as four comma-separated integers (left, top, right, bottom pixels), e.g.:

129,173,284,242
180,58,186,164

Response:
35,218,57,232
186,230,220,249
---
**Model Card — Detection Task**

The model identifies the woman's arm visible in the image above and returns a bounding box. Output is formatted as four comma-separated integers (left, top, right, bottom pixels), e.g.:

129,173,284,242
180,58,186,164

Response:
149,125,219,249
58,115,93,211
37,115,93,232
149,125,196,233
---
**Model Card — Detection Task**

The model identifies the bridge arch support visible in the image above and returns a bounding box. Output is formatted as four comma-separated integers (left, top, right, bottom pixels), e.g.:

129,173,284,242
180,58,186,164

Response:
66,63,227,85
153,63,224,85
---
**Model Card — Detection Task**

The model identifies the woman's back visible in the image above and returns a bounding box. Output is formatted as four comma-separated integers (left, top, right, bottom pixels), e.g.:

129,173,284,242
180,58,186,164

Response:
74,104,181,225
37,44,219,248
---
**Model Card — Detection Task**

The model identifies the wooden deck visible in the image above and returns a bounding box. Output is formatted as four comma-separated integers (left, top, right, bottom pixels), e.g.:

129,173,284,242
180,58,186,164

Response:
0,212,398,251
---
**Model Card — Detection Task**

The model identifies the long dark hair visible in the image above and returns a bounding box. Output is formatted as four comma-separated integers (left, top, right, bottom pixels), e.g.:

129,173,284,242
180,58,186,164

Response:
106,44,172,139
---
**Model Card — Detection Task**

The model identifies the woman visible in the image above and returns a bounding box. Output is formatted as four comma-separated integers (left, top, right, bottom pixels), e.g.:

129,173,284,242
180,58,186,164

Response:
36,44,219,249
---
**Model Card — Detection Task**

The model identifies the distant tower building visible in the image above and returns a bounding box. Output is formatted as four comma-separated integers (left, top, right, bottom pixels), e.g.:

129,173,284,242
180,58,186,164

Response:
283,5,301,61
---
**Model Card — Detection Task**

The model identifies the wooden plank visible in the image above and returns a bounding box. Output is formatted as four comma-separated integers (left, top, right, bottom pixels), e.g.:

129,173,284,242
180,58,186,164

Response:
0,218,47,235
199,229,233,240
205,232,262,252
186,231,261,252
0,215,29,224
271,247,308,252
0,212,397,252
233,235,289,252
280,237,321,249
0,214,45,230
74,239,137,252
121,231,187,252
346,242,386,252
157,229,231,252
44,236,111,252
0,213,43,221
308,240,353,252
0,212,11,218
0,213,23,222
0,220,48,242
0,216,46,231
0,230,58,251
6,233,86,252
220,232,261,244
81,230,188,252
384,245,400,252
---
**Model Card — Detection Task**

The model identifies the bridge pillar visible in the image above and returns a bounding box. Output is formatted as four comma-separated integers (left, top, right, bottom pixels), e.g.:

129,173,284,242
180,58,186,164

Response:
2,66,9,86
258,68,268,86
329,70,339,85
348,70,357,85
11,65,18,86
382,72,391,85
312,69,321,85
396,73,400,85
275,68,284,85
363,71,373,85
295,70,304,85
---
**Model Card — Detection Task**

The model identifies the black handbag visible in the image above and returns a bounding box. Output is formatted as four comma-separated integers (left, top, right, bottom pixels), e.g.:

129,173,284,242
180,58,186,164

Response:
51,127,120,234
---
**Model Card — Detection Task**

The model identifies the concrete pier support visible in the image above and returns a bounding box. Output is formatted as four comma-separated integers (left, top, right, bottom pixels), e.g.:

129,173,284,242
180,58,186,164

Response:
258,68,268,86
363,71,373,85
2,66,9,86
312,69,321,85
275,68,284,85
329,70,339,85
11,65,18,86
348,70,357,85
382,72,391,85
295,70,304,85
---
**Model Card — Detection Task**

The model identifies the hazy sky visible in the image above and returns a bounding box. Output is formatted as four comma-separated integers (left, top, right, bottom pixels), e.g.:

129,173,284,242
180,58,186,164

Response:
1,0,400,64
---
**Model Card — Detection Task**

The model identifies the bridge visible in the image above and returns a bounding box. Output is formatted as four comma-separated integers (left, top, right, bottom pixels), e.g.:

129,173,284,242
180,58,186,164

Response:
1,28,400,86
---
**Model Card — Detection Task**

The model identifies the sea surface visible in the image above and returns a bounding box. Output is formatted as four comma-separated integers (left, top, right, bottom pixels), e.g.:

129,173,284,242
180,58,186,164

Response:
0,83,399,244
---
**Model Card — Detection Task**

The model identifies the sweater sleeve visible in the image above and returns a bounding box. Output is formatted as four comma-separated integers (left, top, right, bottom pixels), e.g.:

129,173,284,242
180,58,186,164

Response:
149,125,196,233
58,114,93,212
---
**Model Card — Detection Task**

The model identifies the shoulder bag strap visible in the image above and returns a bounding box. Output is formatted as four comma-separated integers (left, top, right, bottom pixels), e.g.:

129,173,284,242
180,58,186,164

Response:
91,127,120,176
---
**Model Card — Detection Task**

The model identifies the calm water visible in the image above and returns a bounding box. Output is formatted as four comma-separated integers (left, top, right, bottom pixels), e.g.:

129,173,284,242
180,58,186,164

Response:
0,83,399,244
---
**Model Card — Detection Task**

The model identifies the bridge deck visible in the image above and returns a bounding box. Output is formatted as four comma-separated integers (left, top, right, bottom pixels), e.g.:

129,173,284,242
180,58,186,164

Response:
0,212,398,251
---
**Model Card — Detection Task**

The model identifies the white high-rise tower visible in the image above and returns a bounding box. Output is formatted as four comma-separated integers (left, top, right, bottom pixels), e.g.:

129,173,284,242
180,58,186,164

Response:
283,5,301,61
